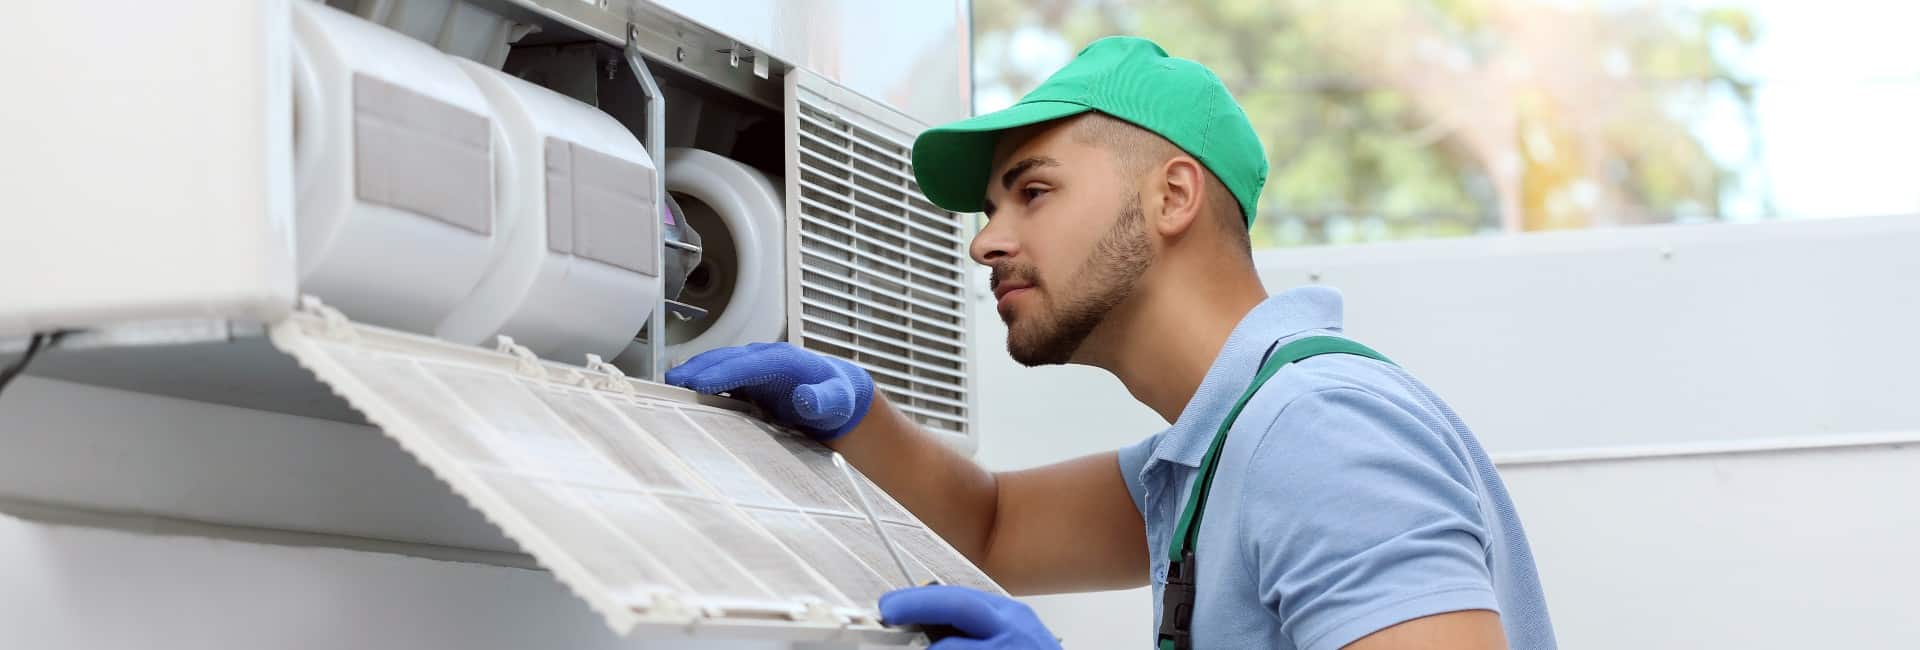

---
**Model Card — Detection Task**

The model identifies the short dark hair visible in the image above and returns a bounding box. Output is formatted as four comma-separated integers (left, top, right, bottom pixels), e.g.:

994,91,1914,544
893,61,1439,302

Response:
1067,114,1251,254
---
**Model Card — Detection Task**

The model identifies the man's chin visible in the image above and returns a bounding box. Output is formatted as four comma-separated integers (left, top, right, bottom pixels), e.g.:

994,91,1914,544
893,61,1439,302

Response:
1007,344,1056,368
1006,327,1078,367
1005,329,1047,367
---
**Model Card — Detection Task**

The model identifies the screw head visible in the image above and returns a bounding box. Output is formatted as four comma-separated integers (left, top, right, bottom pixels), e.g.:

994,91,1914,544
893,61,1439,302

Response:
675,46,687,62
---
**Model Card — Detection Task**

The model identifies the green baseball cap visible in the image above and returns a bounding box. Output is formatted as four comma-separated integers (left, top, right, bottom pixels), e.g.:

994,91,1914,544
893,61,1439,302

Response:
913,36,1268,225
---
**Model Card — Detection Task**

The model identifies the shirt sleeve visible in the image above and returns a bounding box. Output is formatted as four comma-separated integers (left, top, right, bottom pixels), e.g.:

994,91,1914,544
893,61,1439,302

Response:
1115,431,1161,515
1241,387,1500,650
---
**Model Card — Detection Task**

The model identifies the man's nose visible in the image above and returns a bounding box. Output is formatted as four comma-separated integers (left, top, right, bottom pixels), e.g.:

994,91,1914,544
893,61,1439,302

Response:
970,217,1018,265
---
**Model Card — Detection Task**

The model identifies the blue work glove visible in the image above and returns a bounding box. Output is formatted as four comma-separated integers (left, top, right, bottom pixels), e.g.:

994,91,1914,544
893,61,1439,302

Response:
879,585,1062,649
664,342,875,441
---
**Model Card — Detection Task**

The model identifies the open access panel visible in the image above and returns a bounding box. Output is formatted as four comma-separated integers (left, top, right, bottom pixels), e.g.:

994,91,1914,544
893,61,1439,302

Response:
269,298,1001,644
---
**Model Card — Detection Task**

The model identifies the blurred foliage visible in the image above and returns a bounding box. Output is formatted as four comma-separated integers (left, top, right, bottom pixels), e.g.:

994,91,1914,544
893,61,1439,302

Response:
972,0,1762,248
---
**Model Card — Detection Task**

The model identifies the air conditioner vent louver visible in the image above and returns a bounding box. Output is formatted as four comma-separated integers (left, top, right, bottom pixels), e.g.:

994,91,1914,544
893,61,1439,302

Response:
787,73,974,444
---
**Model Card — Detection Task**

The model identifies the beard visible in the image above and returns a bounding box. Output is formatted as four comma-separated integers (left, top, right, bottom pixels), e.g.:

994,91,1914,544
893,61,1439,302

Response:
994,195,1154,367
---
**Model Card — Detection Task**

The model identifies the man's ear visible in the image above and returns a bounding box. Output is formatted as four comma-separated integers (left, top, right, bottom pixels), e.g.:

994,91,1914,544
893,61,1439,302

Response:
1153,156,1207,238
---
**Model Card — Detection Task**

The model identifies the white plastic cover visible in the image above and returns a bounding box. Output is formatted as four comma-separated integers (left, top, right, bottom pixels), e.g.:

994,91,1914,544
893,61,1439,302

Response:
292,1,503,337
267,300,1000,642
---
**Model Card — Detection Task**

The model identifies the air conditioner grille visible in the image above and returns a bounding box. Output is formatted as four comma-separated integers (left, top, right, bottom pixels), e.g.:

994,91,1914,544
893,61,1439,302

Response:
791,93,972,441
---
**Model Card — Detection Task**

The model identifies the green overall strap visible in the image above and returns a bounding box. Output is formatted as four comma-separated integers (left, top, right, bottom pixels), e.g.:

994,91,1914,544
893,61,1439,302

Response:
1157,336,1393,650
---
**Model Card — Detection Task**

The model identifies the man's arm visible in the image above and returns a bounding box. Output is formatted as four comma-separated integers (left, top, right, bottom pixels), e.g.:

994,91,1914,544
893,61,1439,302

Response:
1345,611,1507,650
832,393,1149,594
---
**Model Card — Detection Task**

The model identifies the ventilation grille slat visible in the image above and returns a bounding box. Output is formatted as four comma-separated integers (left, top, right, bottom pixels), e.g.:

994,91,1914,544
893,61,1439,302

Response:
792,90,972,442
796,178,967,251
799,225,967,293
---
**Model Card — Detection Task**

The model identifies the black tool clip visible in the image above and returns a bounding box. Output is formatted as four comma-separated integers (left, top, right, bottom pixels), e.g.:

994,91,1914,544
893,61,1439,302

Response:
1156,549,1198,649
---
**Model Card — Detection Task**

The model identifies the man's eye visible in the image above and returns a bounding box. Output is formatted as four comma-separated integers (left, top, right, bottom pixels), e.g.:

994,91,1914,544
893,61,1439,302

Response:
1023,187,1049,202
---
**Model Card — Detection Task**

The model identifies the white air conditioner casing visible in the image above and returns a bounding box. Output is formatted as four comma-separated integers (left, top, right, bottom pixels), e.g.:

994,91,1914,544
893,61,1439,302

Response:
0,1,298,337
323,0,521,67
1,0,980,449
1,0,981,646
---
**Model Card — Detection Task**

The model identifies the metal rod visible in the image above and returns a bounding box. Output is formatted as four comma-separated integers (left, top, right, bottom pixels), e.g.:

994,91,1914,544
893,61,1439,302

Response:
832,452,918,587
625,24,668,380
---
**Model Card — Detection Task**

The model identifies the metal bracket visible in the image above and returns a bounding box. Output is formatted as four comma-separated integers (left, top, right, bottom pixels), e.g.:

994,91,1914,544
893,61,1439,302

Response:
625,23,669,383
664,299,710,322
717,42,771,79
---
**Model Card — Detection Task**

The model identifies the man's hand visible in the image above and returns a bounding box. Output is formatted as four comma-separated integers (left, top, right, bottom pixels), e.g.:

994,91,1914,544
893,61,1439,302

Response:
665,342,875,441
880,585,1062,649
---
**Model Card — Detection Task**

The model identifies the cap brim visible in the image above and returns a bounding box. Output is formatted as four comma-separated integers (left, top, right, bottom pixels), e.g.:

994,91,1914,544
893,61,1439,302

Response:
912,100,1092,214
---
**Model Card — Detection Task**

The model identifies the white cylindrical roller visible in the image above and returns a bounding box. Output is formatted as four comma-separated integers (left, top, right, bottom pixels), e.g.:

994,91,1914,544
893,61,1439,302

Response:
291,1,503,335
662,147,787,365
435,59,660,363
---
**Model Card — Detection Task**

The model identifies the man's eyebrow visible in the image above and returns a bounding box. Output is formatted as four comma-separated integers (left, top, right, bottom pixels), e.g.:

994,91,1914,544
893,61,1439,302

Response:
998,156,1061,192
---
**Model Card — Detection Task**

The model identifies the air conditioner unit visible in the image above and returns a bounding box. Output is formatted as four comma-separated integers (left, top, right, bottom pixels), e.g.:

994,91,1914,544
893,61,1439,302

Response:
0,0,983,644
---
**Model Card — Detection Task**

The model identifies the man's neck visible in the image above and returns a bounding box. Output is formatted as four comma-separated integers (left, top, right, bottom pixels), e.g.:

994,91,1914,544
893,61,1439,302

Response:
1078,265,1268,424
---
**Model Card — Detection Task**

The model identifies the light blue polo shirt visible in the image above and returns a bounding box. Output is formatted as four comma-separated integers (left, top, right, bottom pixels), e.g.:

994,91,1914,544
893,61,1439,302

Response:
1117,286,1555,649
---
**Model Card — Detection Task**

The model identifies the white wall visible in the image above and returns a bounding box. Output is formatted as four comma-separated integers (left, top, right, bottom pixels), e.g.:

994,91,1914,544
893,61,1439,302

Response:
1252,214,1920,454
1500,444,1920,649
969,216,1920,649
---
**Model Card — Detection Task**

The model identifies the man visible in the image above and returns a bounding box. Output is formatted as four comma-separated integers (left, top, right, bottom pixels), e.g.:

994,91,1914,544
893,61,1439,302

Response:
667,36,1554,649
